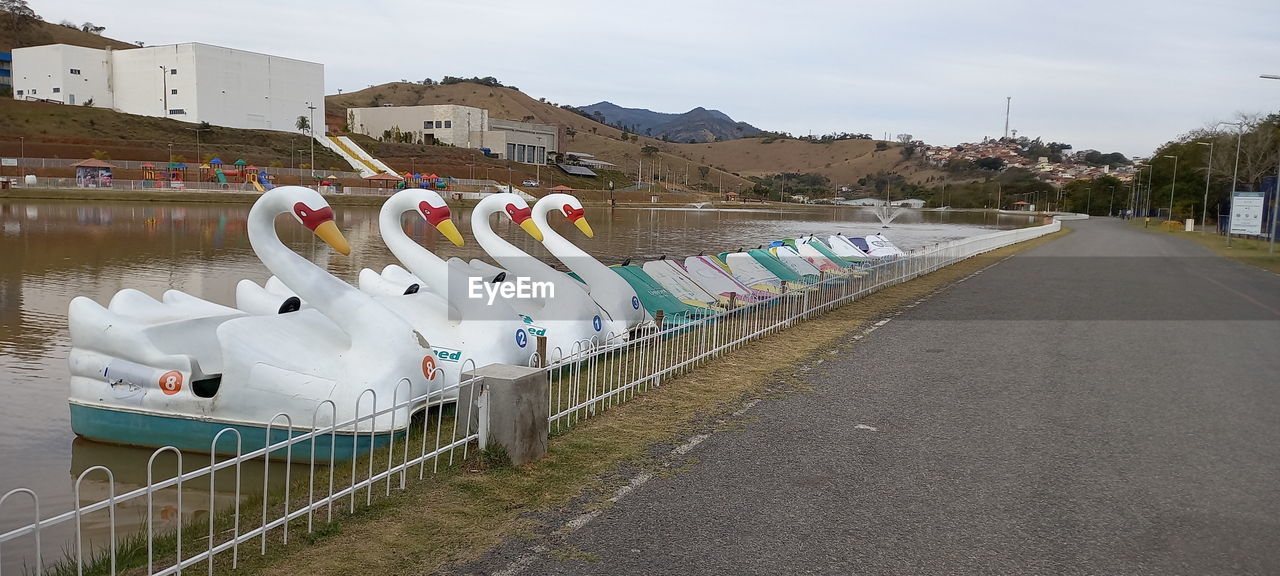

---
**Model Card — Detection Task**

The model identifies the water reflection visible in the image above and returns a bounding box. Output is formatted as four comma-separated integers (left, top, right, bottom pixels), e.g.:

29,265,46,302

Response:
0,198,1034,571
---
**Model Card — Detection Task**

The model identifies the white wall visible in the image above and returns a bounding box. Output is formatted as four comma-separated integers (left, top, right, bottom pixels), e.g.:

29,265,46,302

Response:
11,44,113,107
12,43,322,135
350,104,488,146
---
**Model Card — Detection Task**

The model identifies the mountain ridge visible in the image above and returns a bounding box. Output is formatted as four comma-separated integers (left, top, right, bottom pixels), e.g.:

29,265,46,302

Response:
578,101,761,143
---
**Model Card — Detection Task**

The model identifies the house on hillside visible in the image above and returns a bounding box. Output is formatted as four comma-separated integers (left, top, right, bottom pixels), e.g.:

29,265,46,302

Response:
10,43,323,134
348,104,558,165
842,198,886,206
890,198,926,208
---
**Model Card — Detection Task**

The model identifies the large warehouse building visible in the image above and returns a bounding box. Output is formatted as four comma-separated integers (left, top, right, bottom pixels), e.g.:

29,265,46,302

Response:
11,43,323,134
348,104,558,164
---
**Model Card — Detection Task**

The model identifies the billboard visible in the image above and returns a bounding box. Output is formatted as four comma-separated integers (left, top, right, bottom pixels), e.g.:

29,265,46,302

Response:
1229,191,1265,236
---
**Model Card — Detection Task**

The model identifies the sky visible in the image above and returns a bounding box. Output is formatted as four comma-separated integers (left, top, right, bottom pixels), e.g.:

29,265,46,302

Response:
30,0,1280,157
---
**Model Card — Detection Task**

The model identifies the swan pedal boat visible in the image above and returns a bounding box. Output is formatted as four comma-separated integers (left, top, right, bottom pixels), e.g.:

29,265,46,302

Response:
67,187,439,460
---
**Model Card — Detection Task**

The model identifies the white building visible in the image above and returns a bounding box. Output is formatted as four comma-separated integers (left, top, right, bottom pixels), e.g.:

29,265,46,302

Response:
348,104,558,164
890,198,926,208
11,43,323,134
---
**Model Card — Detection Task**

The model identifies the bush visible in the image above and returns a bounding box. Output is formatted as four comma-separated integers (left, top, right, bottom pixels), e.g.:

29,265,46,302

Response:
874,141,889,152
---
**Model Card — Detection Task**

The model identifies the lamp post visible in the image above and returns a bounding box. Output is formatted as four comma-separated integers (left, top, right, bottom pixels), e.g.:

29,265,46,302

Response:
1195,141,1213,234
168,143,173,167
18,137,23,178
535,135,543,185
1145,161,1155,218
159,65,168,115
185,127,208,166
1262,74,1279,253
1217,121,1245,246
1084,187,1092,215
410,156,416,174
297,149,305,185
305,101,317,181
1162,154,1179,221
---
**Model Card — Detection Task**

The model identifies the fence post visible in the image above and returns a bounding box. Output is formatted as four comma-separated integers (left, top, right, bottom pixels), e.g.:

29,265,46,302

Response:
472,364,549,466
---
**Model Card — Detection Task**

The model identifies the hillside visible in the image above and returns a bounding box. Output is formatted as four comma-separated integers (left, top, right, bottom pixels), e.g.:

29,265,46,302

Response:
578,101,761,143
326,82,948,195
0,98,347,169
0,14,136,54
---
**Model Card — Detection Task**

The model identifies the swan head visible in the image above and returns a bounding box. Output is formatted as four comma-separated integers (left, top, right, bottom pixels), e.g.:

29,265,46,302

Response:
559,197,594,238
281,186,350,255
502,198,544,242
408,190,464,247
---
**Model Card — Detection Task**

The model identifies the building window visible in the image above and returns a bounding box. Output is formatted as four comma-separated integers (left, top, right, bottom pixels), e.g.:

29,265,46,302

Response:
435,120,443,128
170,68,178,75
15,90,22,96
29,89,35,94
171,89,178,94
52,87,60,93
424,121,431,129
443,120,451,128
69,68,81,75
168,108,186,115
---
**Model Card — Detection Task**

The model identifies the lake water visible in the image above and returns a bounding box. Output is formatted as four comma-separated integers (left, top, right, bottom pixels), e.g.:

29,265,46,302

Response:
0,198,1037,570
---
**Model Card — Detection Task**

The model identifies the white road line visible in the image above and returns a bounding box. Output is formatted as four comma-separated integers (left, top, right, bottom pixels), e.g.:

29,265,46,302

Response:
492,545,549,576
672,434,710,455
609,472,654,502
732,399,762,416
563,511,601,532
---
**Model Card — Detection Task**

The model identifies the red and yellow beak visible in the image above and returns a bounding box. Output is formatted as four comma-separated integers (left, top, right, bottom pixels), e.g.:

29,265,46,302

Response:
420,201,465,247
314,220,351,255
563,204,593,238
507,203,543,242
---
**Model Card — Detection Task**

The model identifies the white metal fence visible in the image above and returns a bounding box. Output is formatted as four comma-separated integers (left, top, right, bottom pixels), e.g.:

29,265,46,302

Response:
0,367,480,576
0,219,1060,575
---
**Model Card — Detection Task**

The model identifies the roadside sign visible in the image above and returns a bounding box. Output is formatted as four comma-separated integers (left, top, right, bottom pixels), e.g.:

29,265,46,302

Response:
1229,191,1265,236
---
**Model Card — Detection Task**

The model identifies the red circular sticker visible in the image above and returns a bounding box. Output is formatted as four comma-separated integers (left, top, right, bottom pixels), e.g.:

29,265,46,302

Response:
422,356,437,380
159,371,183,395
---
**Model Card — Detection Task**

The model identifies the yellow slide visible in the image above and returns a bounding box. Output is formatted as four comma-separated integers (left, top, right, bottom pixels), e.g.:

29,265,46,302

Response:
251,178,265,192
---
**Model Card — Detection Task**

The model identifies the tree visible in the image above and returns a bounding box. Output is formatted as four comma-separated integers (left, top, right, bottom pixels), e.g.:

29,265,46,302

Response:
896,133,913,144
641,145,659,157
80,21,105,34
975,157,1005,171
296,115,311,134
698,166,710,181
1,0,41,30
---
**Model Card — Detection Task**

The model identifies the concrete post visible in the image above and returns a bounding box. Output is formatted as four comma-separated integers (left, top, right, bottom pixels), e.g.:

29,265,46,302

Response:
473,364,549,466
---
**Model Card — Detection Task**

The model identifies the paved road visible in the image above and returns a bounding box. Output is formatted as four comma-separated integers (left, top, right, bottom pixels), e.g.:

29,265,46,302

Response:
469,219,1280,575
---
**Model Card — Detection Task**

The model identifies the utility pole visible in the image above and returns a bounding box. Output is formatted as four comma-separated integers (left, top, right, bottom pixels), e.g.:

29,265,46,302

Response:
185,127,208,166
1003,96,1011,139
159,65,168,115
306,101,317,181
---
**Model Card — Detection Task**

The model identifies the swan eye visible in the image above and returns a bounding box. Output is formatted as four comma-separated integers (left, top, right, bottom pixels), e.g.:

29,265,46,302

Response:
292,202,334,231
418,201,451,226
562,204,585,221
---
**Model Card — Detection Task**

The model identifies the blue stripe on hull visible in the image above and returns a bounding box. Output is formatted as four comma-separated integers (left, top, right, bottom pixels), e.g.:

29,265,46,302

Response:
69,404,402,462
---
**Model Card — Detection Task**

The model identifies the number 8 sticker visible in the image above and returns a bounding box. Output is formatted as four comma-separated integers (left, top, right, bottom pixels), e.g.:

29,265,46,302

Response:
159,370,183,395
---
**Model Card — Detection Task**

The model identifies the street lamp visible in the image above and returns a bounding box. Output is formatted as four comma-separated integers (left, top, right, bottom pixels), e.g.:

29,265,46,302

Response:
305,100,317,180
184,127,208,165
1162,154,1178,221
168,143,173,167
297,149,305,185
410,156,416,174
1085,187,1092,215
1216,120,1245,246
1261,74,1279,253
1195,141,1213,233
1107,186,1115,217
159,65,168,115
